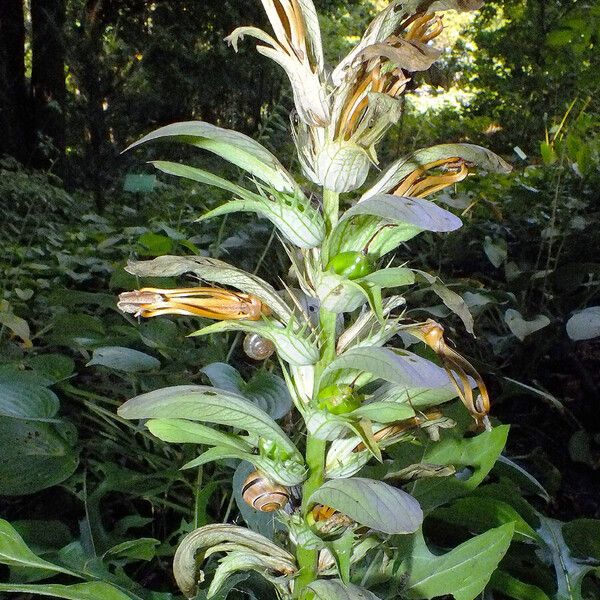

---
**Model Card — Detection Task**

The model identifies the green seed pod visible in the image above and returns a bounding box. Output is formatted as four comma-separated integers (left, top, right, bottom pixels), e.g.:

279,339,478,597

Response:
316,384,362,415
326,251,374,280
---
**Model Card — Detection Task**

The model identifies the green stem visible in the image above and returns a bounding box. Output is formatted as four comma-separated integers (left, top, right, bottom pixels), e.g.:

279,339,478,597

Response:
295,309,338,599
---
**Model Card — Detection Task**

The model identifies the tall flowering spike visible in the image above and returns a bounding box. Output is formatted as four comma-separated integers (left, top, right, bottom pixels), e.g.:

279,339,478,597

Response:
392,157,471,198
117,287,271,321
226,0,329,127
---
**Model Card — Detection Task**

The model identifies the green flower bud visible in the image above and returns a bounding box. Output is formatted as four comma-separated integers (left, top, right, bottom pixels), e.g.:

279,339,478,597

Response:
326,251,374,280
258,437,293,462
316,384,362,415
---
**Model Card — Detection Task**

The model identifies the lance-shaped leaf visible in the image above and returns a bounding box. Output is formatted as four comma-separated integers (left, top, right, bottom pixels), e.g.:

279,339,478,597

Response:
199,189,325,249
361,143,512,201
124,121,297,193
173,524,296,599
389,524,513,600
369,383,463,410
146,419,253,453
118,385,300,460
321,346,451,389
340,194,463,232
309,580,383,600
0,582,135,600
190,320,319,366
180,445,306,487
308,478,423,534
125,255,292,321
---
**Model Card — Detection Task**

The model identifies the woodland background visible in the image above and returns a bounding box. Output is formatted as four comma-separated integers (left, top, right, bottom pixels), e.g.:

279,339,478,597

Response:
0,0,599,596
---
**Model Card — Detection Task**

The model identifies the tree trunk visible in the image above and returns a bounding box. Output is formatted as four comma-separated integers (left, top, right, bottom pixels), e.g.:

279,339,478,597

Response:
0,0,30,163
31,0,67,173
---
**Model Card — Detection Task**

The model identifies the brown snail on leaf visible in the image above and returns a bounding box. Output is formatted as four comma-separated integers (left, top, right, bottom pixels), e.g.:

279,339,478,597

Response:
242,470,290,512
243,333,275,360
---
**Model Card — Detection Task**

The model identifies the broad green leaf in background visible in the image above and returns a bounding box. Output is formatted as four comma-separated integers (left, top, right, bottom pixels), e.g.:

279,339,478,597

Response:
0,418,79,496
566,306,600,341
392,524,514,600
504,309,550,341
321,346,450,389
0,381,59,420
86,346,160,373
404,425,510,511
0,582,135,600
308,478,423,535
484,236,508,268
433,496,541,543
0,519,78,577
125,255,293,321
118,385,300,459
308,579,383,600
125,120,297,193
201,362,292,420
489,570,551,600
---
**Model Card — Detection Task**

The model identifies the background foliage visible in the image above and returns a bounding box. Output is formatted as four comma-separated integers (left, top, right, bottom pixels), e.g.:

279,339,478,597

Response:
0,0,599,598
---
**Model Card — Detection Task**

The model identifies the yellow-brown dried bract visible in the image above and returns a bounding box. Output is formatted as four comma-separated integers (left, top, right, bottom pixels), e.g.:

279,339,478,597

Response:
117,287,270,321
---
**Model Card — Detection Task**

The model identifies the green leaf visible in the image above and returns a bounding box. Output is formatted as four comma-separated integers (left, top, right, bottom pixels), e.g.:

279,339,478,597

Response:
146,419,253,452
322,347,451,389
86,346,160,373
0,381,59,420
308,478,423,535
118,385,299,459
489,570,552,600
361,267,415,289
0,582,134,600
566,307,600,341
125,255,293,321
0,519,78,576
136,231,173,256
25,355,75,383
563,519,600,561
433,496,541,543
504,309,550,341
103,538,159,562
308,579,383,600
407,425,510,511
125,120,297,193
394,524,514,600
0,418,79,496
351,402,415,423
340,194,463,233
202,362,292,420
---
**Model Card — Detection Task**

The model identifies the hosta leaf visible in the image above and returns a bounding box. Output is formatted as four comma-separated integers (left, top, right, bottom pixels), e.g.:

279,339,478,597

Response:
308,478,423,534
321,347,451,389
0,582,134,600
146,419,253,452
504,309,550,341
361,143,511,201
125,120,296,193
339,194,463,233
190,320,318,366
392,524,514,600
566,306,600,341
202,363,292,420
309,580,383,600
118,385,299,459
0,381,59,420
125,255,292,321
86,346,160,373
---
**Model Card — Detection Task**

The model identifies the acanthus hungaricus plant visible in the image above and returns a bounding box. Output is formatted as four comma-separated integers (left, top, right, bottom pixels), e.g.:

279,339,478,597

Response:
116,1,516,598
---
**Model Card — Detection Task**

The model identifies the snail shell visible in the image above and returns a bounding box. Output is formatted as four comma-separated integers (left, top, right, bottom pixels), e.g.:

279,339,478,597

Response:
243,333,275,360
242,471,290,512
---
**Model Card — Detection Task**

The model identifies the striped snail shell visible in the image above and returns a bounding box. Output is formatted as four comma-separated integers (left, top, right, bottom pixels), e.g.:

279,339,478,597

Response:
243,333,275,360
242,470,290,512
